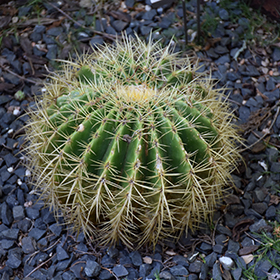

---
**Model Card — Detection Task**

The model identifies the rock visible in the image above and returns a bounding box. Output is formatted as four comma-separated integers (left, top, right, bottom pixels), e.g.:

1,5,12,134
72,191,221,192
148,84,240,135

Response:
205,252,217,267
113,265,129,277
170,265,189,276
212,263,222,280
159,270,176,280
111,20,129,32
219,256,234,270
85,260,101,277
219,8,229,20
1,202,13,225
266,205,276,219
254,259,273,278
188,260,203,273
49,223,63,236
21,236,36,254
99,269,114,280
231,267,242,280
272,47,280,61
46,44,58,60
12,205,25,221
252,202,268,215
129,251,142,266
57,245,69,261
101,254,116,268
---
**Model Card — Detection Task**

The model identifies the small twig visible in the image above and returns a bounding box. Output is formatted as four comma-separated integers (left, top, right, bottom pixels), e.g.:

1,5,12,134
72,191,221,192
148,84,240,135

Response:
240,104,280,152
47,2,120,41
25,253,56,278
0,64,38,84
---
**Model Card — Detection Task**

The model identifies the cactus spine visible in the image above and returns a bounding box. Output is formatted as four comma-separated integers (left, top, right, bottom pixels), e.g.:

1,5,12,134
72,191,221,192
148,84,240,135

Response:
24,35,241,248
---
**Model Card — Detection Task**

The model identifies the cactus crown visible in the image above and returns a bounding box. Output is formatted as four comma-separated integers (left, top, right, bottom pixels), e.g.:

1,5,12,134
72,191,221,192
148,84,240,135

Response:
24,35,241,248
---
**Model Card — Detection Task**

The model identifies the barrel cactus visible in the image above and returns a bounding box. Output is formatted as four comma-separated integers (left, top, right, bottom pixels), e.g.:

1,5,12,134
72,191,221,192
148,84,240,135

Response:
24,35,241,248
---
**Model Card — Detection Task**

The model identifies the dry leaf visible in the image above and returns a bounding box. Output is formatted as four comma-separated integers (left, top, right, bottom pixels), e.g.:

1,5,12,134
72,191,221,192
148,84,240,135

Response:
270,195,280,206
143,256,153,264
241,254,254,264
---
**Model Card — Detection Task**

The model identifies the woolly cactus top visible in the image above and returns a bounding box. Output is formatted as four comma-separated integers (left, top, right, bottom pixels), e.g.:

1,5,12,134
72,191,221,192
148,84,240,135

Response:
25,35,241,248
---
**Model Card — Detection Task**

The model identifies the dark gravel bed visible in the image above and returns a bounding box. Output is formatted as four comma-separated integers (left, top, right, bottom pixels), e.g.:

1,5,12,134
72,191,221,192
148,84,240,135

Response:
0,0,280,279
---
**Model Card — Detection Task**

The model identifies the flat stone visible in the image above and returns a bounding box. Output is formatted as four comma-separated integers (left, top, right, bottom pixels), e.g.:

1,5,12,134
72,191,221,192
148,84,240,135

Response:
13,205,25,221
49,223,62,236
129,251,142,266
188,260,202,273
26,207,40,220
254,259,272,278
272,47,280,61
139,264,152,278
84,260,101,277
113,264,128,277
205,252,217,267
170,265,189,276
231,267,242,280
0,228,19,240
1,202,13,225
57,245,69,261
212,263,222,280
219,8,229,20
70,261,86,278
111,20,128,32
28,228,46,241
266,205,276,219
99,269,114,280
21,236,36,254
252,202,268,215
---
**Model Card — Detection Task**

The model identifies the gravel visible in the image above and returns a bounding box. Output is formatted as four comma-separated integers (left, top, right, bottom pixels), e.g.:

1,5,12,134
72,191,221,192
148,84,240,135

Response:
0,0,280,279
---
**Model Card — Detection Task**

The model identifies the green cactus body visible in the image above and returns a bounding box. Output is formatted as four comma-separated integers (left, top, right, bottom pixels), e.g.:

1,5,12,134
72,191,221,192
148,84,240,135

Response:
25,35,241,248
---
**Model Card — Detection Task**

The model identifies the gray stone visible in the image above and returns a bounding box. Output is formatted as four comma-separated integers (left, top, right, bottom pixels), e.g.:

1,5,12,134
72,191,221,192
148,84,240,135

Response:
46,44,58,60
101,254,116,268
70,261,86,278
249,219,268,233
139,264,152,278
129,251,142,266
205,252,217,267
26,207,40,220
99,269,113,280
49,224,62,236
28,228,46,240
170,265,189,276
140,25,153,36
142,9,157,20
227,240,240,254
21,236,36,254
231,267,242,280
62,271,76,280
0,228,19,240
6,248,22,269
272,47,280,61
111,20,128,32
267,147,279,162
12,205,25,221
213,244,224,254
252,202,268,215
107,247,119,259
188,260,202,273
1,202,13,225
85,260,101,277
212,263,222,280
57,245,69,261
46,27,63,36
252,189,266,202
113,264,128,277
254,259,272,278
0,239,14,249
266,205,276,220
159,271,176,280
219,8,229,20
199,263,208,280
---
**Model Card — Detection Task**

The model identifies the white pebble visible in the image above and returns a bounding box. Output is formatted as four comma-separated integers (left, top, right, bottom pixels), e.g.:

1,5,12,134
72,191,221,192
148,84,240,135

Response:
25,169,31,177
219,256,234,270
7,167,14,173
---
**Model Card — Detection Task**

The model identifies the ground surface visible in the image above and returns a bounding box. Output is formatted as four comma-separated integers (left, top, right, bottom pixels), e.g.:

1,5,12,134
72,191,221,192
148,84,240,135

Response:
0,0,280,279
